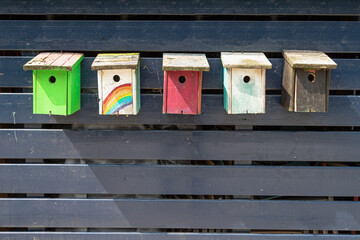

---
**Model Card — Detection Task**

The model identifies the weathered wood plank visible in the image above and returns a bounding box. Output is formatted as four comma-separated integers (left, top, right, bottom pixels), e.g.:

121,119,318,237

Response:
1,94,359,126
0,129,359,161
283,50,337,69
1,21,360,52
91,53,140,70
1,164,360,196
1,0,360,15
163,53,210,71
1,232,360,240
1,199,360,229
1,57,358,90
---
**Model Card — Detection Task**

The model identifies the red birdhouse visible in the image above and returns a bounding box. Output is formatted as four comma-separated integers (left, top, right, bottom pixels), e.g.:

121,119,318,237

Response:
162,53,210,115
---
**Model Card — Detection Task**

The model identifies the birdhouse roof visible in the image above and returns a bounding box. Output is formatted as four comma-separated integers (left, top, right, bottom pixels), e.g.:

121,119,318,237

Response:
91,53,140,70
23,52,84,71
283,50,337,69
163,53,210,71
221,52,272,69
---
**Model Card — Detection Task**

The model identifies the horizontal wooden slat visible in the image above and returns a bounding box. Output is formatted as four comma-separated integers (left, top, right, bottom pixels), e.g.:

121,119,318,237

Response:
1,0,360,15
1,21,360,52
1,94,359,126
1,232,360,240
1,57,358,90
1,198,360,229
1,164,360,196
0,130,359,161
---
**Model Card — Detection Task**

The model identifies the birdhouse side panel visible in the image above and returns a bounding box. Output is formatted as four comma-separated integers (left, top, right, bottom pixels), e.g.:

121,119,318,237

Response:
66,63,81,115
281,61,296,111
33,69,68,115
164,71,200,115
133,68,141,114
295,69,329,112
100,69,134,115
223,68,232,113
231,68,265,114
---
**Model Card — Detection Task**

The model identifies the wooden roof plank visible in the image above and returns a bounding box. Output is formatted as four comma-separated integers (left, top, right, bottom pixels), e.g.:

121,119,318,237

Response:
221,52,272,69
23,52,83,71
91,53,140,70
283,50,337,69
163,53,210,71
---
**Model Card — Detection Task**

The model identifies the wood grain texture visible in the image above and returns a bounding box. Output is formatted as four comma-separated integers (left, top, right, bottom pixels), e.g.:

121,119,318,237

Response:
1,232,359,240
1,164,360,196
0,129,359,161
2,21,360,52
221,52,272,69
163,53,210,71
91,53,140,70
23,52,83,71
283,50,337,69
163,71,201,115
2,57,359,90
1,198,360,230
294,69,329,112
229,68,266,114
1,0,360,15
1,94,359,126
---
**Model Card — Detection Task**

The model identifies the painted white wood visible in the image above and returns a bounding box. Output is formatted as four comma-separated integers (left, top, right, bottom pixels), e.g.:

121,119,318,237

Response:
231,68,265,114
99,69,134,115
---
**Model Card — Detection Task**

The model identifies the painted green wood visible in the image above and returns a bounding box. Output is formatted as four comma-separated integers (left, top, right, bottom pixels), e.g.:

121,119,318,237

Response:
34,69,68,115
67,62,81,115
32,60,82,116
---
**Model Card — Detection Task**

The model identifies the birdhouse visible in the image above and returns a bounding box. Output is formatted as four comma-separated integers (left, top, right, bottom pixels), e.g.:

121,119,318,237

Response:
23,52,84,116
91,53,140,115
281,50,337,112
221,52,272,114
162,53,209,115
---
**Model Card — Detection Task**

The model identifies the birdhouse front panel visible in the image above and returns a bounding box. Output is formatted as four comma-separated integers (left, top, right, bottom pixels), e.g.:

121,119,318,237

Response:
163,71,201,114
281,50,336,112
230,68,266,114
221,52,272,114
91,53,140,115
33,69,68,115
294,68,329,112
162,53,210,115
23,52,84,116
98,69,139,115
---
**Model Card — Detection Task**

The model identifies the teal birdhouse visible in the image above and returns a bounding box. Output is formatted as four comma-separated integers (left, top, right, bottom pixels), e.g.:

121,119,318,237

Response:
221,52,272,114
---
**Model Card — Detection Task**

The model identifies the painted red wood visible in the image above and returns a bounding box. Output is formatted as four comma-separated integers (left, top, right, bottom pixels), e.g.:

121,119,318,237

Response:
163,71,202,114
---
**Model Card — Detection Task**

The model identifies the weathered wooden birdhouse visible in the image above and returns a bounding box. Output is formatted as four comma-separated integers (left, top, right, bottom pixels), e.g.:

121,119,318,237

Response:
281,50,337,112
162,53,210,115
23,52,84,116
221,52,272,114
91,53,140,115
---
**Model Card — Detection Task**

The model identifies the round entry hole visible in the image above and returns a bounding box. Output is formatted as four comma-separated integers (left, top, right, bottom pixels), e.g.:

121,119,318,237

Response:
243,75,250,83
308,73,316,82
113,75,120,82
179,76,186,83
49,76,56,84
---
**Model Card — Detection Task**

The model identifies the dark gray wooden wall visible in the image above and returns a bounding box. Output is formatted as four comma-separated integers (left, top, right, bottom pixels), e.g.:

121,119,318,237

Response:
0,1,359,239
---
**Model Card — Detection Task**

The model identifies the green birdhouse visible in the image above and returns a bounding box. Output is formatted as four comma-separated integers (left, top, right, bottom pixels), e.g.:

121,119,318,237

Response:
23,52,84,116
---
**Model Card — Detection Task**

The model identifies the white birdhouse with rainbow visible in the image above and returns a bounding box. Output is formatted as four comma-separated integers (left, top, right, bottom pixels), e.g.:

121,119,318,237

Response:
91,53,140,115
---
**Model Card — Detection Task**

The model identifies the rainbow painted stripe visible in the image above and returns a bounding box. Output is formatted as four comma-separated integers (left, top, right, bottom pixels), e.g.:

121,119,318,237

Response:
103,83,133,114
